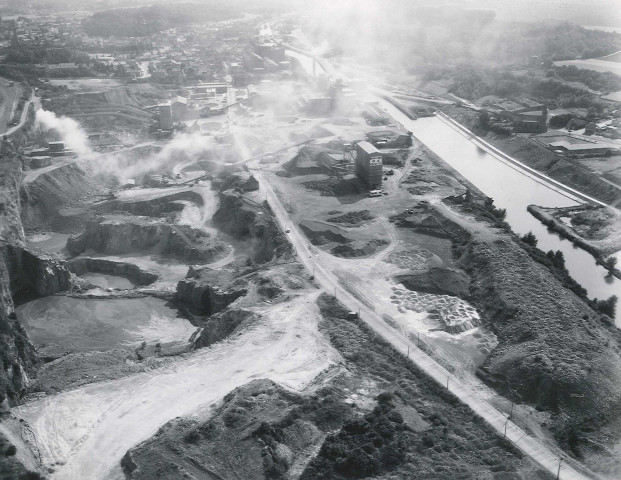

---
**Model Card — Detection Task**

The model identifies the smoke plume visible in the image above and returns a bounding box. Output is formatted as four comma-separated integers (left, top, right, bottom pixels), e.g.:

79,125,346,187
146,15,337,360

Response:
36,109,92,155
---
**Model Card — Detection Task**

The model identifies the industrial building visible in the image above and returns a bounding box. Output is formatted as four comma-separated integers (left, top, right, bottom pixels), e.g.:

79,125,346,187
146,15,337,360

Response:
158,104,174,130
355,141,383,189
548,141,615,157
500,104,548,133
171,96,188,121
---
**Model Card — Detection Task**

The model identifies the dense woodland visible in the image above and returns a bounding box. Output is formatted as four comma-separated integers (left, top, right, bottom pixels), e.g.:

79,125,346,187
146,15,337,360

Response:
81,2,240,37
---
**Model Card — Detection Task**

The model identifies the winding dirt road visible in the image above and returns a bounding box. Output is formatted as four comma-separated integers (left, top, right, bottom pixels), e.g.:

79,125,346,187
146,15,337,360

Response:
15,292,339,479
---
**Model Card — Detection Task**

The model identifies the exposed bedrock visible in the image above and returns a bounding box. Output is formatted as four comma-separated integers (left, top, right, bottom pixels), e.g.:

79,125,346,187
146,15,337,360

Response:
175,267,247,315
20,162,104,230
213,191,292,263
67,257,158,286
67,215,230,264
95,190,204,217
193,309,258,349
0,244,72,404
1,244,72,301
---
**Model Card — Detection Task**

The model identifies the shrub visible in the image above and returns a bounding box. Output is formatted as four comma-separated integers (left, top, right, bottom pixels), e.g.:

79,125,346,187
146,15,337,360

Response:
182,430,200,444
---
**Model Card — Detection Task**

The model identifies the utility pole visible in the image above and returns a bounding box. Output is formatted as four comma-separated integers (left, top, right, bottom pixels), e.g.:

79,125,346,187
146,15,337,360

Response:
556,457,563,480
504,417,508,438
446,376,449,389
417,332,420,347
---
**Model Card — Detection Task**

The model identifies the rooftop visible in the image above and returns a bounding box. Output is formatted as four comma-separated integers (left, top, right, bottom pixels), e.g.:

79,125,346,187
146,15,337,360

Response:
357,141,381,155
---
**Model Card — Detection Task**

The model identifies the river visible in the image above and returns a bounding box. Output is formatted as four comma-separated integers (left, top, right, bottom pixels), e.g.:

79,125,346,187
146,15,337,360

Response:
287,49,621,326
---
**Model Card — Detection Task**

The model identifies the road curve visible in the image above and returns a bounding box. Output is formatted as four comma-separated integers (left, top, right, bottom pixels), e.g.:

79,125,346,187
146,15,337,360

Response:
3,92,35,138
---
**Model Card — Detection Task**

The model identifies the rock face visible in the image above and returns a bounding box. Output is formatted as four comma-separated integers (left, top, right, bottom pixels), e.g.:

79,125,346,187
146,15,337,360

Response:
2,244,72,301
67,258,158,286
213,191,292,263
0,144,74,406
67,215,230,264
193,309,257,349
176,268,247,315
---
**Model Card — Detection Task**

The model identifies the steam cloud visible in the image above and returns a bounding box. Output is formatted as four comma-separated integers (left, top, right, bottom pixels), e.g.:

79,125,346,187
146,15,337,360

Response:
35,106,232,184
36,109,92,155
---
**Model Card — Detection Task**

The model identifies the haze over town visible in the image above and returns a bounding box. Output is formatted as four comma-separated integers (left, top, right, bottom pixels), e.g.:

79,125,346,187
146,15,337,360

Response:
0,1,619,479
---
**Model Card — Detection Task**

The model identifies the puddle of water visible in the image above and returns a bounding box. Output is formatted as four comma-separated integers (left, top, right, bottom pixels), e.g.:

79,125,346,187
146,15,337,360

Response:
27,232,71,256
16,296,197,352
80,273,135,290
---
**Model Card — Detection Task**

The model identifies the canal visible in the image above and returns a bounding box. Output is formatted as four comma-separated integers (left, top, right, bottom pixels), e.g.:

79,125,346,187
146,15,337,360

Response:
287,48,621,326
382,101,621,326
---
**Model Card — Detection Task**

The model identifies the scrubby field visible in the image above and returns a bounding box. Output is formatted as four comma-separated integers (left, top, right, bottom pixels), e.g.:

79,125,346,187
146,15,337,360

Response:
122,294,551,480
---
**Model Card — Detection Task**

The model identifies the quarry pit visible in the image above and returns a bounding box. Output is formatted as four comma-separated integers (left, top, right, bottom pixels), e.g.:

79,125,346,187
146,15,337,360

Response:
0,17,618,480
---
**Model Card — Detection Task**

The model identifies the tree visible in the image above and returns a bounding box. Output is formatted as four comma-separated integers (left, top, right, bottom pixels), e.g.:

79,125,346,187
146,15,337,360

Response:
521,231,538,247
604,256,617,273
593,295,617,318
546,250,566,269
549,114,572,129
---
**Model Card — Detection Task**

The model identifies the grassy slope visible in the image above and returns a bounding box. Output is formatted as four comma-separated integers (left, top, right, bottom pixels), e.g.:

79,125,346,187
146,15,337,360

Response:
458,238,621,457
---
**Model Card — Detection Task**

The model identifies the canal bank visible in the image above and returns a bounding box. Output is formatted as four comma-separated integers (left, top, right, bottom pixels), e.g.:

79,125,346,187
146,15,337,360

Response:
286,47,621,324
379,98,621,325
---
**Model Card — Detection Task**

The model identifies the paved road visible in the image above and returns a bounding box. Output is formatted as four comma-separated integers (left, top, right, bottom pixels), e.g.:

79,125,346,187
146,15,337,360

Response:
250,166,598,480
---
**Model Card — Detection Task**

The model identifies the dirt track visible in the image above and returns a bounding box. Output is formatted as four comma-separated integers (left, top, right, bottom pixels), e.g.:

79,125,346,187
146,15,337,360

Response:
15,292,339,479
0,78,21,134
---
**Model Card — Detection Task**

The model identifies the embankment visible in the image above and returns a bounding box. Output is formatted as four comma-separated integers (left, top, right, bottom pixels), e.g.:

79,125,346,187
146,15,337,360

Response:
213,191,292,263
527,205,621,279
95,189,204,217
458,237,621,456
439,105,618,206
20,161,103,230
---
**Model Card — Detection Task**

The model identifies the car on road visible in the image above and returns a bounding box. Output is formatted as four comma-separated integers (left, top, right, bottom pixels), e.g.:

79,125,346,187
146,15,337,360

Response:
285,228,290,233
